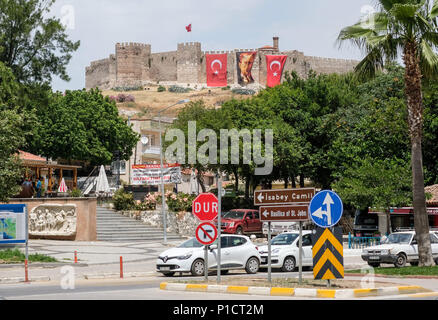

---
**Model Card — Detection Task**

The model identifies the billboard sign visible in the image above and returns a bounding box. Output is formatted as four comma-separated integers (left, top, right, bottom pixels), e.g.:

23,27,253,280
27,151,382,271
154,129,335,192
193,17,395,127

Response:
131,164,181,186
0,204,27,244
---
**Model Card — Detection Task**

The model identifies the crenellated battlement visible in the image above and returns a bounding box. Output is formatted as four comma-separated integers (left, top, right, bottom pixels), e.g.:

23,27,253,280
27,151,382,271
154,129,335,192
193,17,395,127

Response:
116,42,151,49
85,37,359,89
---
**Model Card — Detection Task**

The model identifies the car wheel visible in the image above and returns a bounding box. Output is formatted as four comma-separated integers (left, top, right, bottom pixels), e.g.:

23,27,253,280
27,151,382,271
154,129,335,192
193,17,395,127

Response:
236,227,243,235
245,257,260,274
394,253,407,268
281,256,296,272
410,261,419,267
162,272,175,277
368,262,380,268
191,259,205,276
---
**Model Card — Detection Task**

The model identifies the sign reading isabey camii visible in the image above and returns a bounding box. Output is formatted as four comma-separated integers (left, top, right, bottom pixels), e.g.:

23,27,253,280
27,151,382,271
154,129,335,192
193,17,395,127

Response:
131,164,181,186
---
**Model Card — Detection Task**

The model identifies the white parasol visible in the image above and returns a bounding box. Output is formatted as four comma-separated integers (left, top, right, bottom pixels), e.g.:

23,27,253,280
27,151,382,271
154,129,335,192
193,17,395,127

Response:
96,165,110,194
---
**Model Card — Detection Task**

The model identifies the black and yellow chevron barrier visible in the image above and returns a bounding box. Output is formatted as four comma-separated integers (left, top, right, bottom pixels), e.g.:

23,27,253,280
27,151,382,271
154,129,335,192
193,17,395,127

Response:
312,227,344,280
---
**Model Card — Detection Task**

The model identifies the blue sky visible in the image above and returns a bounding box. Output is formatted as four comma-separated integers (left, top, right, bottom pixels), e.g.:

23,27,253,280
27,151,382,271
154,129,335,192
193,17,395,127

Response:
50,0,373,91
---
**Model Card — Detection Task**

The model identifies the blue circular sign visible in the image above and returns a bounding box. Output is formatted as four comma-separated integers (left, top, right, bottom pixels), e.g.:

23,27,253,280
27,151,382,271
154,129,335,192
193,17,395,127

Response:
309,190,343,228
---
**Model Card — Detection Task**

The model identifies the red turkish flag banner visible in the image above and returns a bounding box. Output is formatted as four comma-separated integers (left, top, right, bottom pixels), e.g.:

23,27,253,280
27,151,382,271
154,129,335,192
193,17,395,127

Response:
206,53,227,87
186,24,192,32
266,55,288,87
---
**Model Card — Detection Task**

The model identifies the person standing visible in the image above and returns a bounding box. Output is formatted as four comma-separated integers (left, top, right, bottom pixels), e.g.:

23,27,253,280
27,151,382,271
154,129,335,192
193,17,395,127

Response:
36,178,42,198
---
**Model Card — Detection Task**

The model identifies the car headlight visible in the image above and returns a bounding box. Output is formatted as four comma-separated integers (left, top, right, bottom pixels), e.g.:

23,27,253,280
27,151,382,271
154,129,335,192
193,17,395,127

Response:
363,249,368,254
177,252,193,260
380,249,391,255
229,222,235,227
272,248,281,255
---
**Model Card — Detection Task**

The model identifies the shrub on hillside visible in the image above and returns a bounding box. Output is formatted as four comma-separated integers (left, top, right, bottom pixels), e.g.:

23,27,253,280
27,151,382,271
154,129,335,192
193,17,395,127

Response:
168,85,192,93
157,85,166,92
231,88,255,95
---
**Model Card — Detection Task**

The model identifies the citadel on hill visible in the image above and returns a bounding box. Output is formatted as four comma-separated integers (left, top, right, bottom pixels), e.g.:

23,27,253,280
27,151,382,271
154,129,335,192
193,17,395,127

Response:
85,37,358,90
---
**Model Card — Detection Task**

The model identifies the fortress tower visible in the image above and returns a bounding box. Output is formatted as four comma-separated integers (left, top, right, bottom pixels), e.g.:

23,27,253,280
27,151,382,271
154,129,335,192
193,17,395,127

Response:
176,42,202,84
115,42,151,85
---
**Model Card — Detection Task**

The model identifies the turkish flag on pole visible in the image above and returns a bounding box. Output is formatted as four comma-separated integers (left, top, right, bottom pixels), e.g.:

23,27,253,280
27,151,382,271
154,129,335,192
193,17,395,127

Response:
186,24,192,32
206,53,227,87
266,55,288,87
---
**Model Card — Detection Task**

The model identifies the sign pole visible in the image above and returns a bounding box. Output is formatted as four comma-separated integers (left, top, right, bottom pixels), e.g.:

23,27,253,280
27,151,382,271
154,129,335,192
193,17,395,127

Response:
268,221,272,284
298,221,303,284
25,205,29,283
217,173,222,284
204,245,208,281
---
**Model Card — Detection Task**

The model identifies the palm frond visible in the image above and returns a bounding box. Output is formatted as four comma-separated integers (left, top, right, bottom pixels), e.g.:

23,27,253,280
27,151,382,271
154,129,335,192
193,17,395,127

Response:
420,39,438,77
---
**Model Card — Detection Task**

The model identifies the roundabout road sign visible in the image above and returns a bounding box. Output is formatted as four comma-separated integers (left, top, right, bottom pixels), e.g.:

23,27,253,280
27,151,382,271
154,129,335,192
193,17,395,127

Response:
196,222,218,246
309,190,343,228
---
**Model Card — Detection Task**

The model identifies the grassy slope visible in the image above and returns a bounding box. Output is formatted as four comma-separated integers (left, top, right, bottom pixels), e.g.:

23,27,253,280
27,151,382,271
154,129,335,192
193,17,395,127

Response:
346,266,438,276
0,249,57,264
103,86,247,119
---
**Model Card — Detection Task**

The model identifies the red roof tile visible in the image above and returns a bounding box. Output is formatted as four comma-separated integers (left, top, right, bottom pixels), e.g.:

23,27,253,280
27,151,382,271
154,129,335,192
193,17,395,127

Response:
18,150,46,162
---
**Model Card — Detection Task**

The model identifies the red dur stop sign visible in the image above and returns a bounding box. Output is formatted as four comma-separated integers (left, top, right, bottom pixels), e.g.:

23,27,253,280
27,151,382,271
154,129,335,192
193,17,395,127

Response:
192,193,219,221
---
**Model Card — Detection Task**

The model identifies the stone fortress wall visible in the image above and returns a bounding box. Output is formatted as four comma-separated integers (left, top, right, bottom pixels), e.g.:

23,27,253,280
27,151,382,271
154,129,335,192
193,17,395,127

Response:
85,37,358,90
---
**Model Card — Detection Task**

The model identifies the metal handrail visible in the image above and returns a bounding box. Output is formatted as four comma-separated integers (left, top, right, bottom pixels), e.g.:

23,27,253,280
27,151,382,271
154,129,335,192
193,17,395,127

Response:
348,233,381,249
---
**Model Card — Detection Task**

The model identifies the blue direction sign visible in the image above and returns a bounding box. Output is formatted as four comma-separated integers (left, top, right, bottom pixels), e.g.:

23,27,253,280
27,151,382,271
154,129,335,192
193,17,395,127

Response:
309,190,343,228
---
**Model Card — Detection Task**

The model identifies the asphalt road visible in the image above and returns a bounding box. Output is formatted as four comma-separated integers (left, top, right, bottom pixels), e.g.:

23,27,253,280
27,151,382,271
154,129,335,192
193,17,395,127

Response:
1,273,438,301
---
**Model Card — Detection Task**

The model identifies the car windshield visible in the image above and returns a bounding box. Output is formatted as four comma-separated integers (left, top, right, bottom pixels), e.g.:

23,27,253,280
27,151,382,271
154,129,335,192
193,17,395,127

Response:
223,211,245,219
178,238,203,248
381,233,412,244
271,233,299,245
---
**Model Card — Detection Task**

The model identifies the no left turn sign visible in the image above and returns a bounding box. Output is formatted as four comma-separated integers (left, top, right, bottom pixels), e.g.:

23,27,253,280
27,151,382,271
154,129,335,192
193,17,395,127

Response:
195,222,218,246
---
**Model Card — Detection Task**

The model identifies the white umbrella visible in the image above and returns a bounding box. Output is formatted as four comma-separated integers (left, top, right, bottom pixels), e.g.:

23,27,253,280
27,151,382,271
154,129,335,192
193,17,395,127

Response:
96,165,110,194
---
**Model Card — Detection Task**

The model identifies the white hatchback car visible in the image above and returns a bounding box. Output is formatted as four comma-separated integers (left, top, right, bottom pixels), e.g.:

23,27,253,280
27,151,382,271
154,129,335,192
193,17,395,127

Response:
258,231,314,272
156,235,261,277
361,231,438,268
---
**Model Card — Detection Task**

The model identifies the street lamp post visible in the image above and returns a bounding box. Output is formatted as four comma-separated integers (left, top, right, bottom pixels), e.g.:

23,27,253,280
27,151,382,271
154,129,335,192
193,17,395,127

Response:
158,99,190,244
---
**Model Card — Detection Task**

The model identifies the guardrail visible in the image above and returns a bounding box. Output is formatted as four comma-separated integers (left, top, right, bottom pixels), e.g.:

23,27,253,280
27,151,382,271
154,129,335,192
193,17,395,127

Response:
348,233,381,249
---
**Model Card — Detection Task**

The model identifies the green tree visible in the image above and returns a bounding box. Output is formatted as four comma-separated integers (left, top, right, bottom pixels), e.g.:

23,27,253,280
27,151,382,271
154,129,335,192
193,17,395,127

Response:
0,0,80,83
33,89,139,165
0,62,25,201
338,0,438,266
333,157,412,235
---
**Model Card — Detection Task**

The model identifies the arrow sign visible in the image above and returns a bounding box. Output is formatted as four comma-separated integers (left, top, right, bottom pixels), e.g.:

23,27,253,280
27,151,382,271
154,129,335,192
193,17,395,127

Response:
309,190,343,228
254,188,315,206
259,205,309,222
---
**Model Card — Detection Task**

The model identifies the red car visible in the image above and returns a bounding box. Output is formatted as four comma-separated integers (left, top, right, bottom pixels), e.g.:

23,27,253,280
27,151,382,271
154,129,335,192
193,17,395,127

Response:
215,209,263,235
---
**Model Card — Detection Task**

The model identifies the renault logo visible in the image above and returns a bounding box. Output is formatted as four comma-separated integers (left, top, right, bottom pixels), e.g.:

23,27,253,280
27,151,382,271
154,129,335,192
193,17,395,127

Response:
163,256,168,263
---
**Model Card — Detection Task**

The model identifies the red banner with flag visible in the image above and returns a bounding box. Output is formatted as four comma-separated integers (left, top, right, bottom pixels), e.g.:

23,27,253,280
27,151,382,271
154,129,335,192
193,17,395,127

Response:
206,53,227,87
266,55,288,87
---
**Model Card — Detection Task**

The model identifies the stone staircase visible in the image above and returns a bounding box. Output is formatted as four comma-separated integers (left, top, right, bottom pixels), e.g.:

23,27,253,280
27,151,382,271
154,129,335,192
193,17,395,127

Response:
96,206,183,242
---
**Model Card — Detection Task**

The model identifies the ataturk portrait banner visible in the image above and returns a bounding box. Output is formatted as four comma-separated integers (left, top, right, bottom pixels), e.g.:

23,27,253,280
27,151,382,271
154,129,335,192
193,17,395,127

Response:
206,53,227,87
236,51,257,85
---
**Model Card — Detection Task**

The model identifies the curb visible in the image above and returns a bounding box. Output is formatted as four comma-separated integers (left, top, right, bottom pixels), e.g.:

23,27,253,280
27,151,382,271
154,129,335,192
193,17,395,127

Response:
0,271,157,284
346,273,438,280
0,276,50,284
159,282,431,299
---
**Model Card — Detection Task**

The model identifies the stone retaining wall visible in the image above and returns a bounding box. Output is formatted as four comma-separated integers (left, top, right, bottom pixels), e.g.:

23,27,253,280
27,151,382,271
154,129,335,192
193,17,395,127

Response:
118,209,198,238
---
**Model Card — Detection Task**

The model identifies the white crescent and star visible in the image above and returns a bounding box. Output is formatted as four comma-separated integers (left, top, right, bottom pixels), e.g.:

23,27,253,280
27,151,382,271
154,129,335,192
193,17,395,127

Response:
270,60,282,77
211,59,222,75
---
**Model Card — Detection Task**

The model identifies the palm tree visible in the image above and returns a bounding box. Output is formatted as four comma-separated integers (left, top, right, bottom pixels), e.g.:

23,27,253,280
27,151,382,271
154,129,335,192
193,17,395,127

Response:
338,0,438,266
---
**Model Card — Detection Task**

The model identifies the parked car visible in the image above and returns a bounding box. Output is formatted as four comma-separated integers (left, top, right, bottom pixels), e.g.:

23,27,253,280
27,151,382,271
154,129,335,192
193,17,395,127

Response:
258,231,314,272
215,209,262,235
361,231,438,268
156,235,261,277
262,222,300,237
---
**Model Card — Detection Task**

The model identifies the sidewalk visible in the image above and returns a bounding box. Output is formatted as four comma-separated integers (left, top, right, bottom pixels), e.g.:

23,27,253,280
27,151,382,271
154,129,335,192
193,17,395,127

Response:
0,239,181,282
